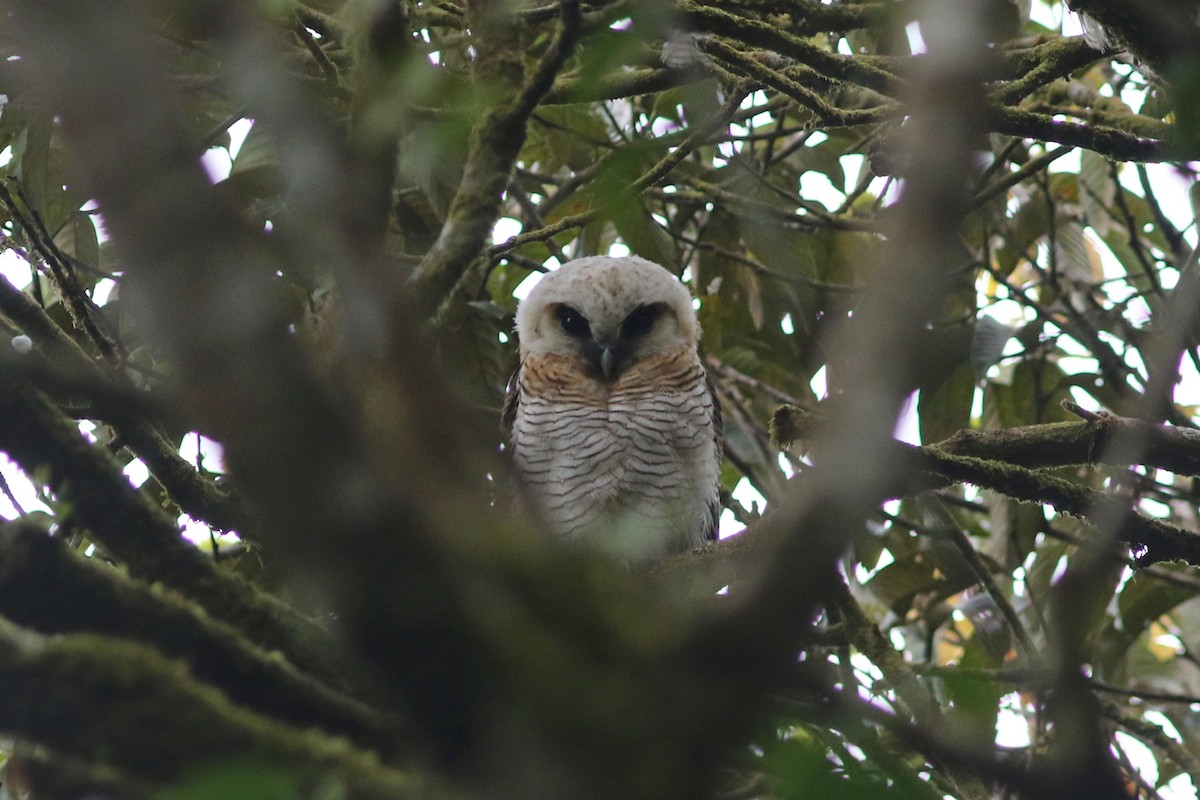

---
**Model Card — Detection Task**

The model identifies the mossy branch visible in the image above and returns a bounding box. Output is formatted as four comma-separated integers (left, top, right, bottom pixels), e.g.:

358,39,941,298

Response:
0,274,258,538
678,1,906,96
698,37,900,127
409,0,582,310
0,377,344,685
776,403,1200,475
0,618,444,799
992,36,1108,104
0,521,401,754
773,405,1200,565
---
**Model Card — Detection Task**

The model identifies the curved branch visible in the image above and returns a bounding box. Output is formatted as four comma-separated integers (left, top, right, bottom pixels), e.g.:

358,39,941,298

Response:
773,405,1200,565
409,0,582,309
0,618,438,798
987,104,1183,162
992,37,1109,104
0,275,258,537
678,1,906,97
0,521,402,753
0,377,344,685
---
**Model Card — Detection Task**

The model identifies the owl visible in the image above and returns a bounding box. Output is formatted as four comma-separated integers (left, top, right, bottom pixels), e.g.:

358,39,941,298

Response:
502,255,722,560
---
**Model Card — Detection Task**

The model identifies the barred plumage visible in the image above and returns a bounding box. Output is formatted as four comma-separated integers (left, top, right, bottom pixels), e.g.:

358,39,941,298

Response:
502,256,722,560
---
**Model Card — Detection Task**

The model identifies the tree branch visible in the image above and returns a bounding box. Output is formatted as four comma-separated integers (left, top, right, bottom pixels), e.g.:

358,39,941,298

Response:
0,274,259,537
0,376,344,685
0,520,401,753
409,0,582,310
0,618,440,798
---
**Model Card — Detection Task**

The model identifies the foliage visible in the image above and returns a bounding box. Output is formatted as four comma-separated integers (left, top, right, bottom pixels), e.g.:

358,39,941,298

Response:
0,1,1198,798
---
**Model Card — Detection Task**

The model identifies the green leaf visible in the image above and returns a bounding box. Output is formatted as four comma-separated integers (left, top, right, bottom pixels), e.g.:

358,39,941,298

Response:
156,760,299,800
764,733,895,800
970,316,1019,375
1079,150,1116,236
230,122,277,176
918,363,976,445
864,557,940,615
13,114,51,216
983,359,1075,428
941,636,1004,736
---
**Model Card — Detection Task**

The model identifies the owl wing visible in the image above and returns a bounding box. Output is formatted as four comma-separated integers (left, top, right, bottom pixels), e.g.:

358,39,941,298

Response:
500,364,521,443
704,373,724,543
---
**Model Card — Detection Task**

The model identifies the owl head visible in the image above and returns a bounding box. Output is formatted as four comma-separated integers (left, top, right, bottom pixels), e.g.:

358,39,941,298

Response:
514,256,700,381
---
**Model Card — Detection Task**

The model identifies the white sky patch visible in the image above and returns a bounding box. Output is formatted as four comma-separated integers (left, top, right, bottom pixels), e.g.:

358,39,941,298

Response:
854,547,894,583
810,364,828,399
1113,732,1161,789
179,513,226,547
178,432,227,474
717,508,741,539
511,269,544,302
717,139,742,161
228,118,253,158
492,216,522,245
0,145,11,169
1121,163,1197,237
0,455,50,520
77,420,98,444
200,118,254,184
201,148,232,184
799,171,843,209
720,476,766,539
996,692,1032,747
0,248,31,289
650,116,679,136
905,22,927,55
851,651,884,685
123,458,149,489
739,89,773,130
1178,357,1200,408
1068,384,1102,412
894,390,921,445
92,277,118,306
840,153,866,192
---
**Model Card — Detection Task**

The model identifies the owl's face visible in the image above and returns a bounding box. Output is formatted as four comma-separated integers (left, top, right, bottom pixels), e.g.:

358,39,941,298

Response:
515,256,699,381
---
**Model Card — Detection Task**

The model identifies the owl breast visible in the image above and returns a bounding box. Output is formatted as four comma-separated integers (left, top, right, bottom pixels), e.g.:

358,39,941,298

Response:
511,350,719,558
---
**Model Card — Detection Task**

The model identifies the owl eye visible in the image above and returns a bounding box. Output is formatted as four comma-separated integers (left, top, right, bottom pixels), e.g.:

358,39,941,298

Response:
556,306,591,337
621,304,660,338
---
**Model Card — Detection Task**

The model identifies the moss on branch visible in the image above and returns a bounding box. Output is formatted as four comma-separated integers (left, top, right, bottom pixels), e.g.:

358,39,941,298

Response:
775,404,1200,476
687,0,887,37
409,0,582,310
0,521,401,753
992,36,1108,104
0,265,258,540
0,619,443,798
987,104,1183,161
0,378,344,686
773,405,1200,565
678,1,905,96
698,37,899,127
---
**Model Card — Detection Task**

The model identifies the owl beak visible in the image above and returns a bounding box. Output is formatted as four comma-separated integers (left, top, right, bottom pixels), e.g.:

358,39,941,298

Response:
600,345,617,380
583,338,625,381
